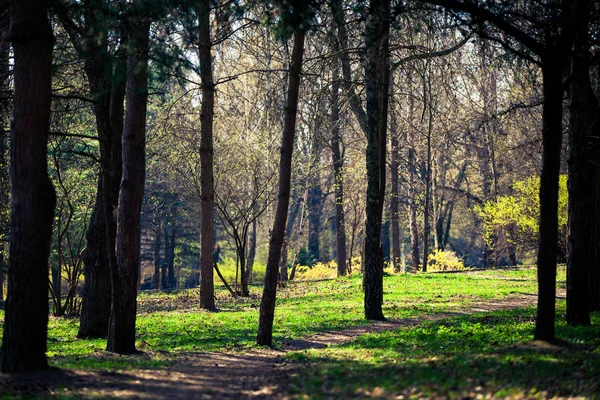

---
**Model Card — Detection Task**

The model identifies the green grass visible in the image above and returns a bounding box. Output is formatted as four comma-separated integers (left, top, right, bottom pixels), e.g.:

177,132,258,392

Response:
286,302,599,399
0,266,567,375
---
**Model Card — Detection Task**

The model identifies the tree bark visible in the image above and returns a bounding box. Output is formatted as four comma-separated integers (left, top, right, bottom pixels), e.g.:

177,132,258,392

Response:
407,94,420,270
106,16,149,354
257,29,306,346
566,0,597,325
198,0,216,310
422,75,434,272
331,60,347,276
307,164,322,264
533,59,566,342
363,0,389,321
76,23,127,339
167,227,176,288
1,0,55,373
0,7,10,301
153,228,162,290
389,77,401,272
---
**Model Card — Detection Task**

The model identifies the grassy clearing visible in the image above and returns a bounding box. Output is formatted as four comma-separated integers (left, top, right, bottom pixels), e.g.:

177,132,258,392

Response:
1,266,561,374
287,303,599,399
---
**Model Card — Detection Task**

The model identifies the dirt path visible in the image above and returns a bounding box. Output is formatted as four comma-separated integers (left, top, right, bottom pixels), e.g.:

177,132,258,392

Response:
0,291,562,399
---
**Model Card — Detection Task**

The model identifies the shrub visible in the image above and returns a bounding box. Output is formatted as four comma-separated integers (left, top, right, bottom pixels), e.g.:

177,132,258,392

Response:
294,260,337,280
427,250,465,272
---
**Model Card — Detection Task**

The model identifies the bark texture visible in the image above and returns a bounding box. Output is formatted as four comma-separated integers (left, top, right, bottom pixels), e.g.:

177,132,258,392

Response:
198,0,216,310
566,0,598,325
1,0,55,373
331,60,347,276
77,36,127,338
106,16,149,353
257,29,306,346
533,60,565,342
363,0,389,321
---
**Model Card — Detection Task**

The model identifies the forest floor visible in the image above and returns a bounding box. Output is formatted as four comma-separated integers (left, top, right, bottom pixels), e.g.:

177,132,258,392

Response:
0,268,598,399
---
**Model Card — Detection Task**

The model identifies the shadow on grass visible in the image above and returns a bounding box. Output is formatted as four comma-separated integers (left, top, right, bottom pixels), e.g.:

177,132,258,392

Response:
288,308,600,398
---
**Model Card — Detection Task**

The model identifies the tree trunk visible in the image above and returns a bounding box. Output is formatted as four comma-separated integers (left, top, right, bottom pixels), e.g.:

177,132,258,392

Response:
1,0,55,373
307,169,322,264
407,95,420,270
422,78,433,273
331,64,348,278
167,227,176,289
390,125,401,271
247,199,257,285
161,227,168,289
153,228,162,290
257,29,306,346
363,0,389,321
534,59,565,342
77,30,126,339
198,0,216,310
0,9,9,301
566,0,597,325
106,17,150,354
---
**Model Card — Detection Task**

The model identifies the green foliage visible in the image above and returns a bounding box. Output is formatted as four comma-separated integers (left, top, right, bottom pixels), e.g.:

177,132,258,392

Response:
427,249,465,271
296,247,313,267
476,175,568,257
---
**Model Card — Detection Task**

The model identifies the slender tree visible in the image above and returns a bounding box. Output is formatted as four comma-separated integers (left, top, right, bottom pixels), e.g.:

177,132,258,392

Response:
330,58,348,276
106,6,150,353
198,0,216,310
58,4,128,338
257,27,307,346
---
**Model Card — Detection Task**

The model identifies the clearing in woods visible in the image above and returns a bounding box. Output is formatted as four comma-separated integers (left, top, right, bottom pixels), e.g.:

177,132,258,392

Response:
0,267,598,399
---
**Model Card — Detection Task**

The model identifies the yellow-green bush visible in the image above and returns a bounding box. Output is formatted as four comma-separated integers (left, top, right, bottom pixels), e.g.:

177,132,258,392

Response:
294,260,338,280
427,250,465,272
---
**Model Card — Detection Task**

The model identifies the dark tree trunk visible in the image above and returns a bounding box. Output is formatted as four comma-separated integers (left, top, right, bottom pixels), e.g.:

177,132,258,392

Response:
77,25,127,339
566,0,597,325
407,96,420,270
106,17,150,354
422,79,433,272
0,9,10,301
153,228,162,290
1,0,55,373
161,227,168,289
390,132,401,271
247,196,257,284
331,64,348,277
167,227,176,288
257,29,306,346
363,0,389,321
198,0,216,310
307,169,322,264
534,59,566,342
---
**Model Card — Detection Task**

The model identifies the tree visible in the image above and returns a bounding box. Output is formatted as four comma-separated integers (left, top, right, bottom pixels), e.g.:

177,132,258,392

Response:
428,0,578,342
257,20,307,346
57,0,128,338
106,5,150,353
566,0,600,325
363,0,390,321
1,0,56,373
330,57,348,276
0,1,10,301
198,0,216,310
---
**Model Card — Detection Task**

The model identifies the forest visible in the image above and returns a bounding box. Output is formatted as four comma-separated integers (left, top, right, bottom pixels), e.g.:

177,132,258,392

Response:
0,0,599,398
